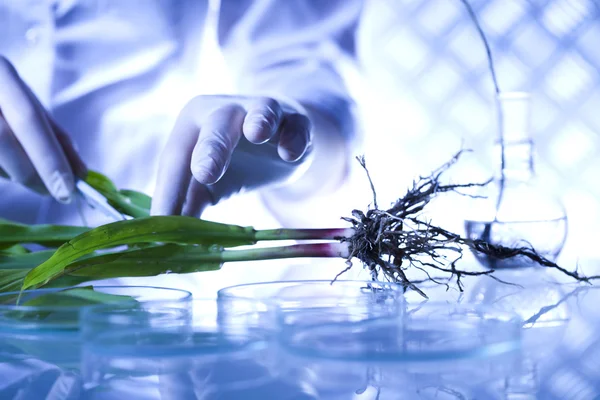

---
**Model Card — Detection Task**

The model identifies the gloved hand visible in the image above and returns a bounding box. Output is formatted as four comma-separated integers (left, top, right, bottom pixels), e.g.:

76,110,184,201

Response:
0,56,86,203
151,95,312,217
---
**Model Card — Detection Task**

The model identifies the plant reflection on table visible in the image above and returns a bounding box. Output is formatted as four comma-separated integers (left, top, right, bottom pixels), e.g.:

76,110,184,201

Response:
0,286,191,400
534,284,600,399
468,270,600,399
278,302,522,400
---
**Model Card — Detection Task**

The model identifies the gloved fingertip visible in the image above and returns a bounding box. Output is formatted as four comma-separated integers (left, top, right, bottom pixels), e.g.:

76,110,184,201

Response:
191,152,225,185
191,164,219,185
278,132,310,162
243,115,273,144
50,171,74,204
277,147,300,162
244,99,283,144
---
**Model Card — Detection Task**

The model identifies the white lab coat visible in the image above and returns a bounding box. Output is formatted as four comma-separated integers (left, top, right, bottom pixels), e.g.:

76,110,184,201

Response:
0,0,366,296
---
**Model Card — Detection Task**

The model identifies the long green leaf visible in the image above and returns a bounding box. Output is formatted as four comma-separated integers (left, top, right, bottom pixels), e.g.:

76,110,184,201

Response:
4,287,138,325
0,269,91,293
64,244,221,279
0,269,30,293
0,250,55,269
0,219,89,249
85,170,118,193
86,171,150,218
21,286,138,308
2,244,31,255
2,245,221,291
23,216,257,289
119,189,152,210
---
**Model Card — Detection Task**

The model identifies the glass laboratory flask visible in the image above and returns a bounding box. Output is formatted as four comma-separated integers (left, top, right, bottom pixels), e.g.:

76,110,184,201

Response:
464,92,568,269
464,93,571,398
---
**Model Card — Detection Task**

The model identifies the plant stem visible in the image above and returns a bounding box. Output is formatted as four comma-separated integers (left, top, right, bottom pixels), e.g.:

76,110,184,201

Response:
255,228,354,242
220,241,350,263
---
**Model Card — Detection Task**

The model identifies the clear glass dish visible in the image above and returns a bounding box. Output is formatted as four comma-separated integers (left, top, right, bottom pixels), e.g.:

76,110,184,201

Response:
278,302,523,399
0,286,192,399
217,280,406,336
81,299,316,400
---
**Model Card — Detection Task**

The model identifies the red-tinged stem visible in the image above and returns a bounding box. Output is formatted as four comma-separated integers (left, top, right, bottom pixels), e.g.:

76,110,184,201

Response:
220,241,350,263
254,228,354,242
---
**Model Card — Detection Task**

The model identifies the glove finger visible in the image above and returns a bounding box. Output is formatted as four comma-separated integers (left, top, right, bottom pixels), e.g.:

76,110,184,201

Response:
242,97,283,144
0,57,75,203
277,113,312,162
151,109,200,216
191,104,245,185
48,115,87,179
0,112,46,193
181,178,214,218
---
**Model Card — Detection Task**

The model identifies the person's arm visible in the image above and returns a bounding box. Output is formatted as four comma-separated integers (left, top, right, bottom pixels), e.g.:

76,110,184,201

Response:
217,0,362,199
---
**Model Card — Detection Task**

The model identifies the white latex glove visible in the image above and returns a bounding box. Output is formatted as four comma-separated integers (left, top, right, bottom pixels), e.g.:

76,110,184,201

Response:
0,57,86,203
151,95,312,217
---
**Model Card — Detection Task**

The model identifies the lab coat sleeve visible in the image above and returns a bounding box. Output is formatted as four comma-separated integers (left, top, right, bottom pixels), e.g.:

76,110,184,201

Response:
217,0,362,145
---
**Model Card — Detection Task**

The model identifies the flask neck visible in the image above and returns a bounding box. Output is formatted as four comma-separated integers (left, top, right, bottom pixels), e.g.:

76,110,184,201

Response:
495,139,535,182
495,92,535,182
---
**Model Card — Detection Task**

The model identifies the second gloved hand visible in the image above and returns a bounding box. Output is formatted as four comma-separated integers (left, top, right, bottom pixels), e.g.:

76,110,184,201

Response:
151,95,312,217
0,56,86,203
